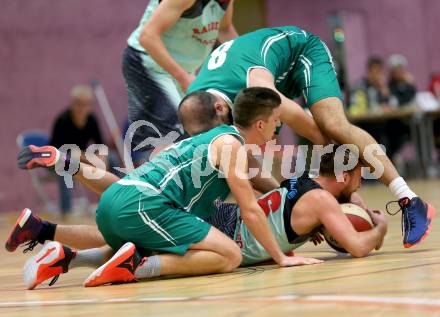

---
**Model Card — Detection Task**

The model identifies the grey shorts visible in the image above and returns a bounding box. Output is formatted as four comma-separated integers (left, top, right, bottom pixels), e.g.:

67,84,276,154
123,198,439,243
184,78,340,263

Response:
122,46,187,155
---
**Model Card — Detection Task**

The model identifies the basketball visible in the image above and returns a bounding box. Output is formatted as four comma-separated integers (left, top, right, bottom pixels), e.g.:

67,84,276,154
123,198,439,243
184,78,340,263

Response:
323,203,374,253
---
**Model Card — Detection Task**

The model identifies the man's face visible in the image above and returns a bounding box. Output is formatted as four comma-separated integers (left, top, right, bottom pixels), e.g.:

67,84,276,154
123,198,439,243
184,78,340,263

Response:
339,166,362,202
258,106,281,143
72,95,92,124
368,64,385,86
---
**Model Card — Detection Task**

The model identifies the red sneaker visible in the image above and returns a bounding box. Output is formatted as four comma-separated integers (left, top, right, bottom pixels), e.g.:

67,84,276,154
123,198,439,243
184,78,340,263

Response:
83,242,139,287
5,208,42,253
23,241,75,290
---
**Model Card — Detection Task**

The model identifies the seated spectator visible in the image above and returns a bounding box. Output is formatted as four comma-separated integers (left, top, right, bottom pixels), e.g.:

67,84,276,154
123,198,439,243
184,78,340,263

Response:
388,54,417,106
350,56,398,114
349,57,408,166
429,72,440,100
428,72,440,151
50,85,105,216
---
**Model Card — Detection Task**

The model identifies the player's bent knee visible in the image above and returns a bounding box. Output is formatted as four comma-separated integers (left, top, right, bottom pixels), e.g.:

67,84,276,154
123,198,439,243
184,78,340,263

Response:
222,248,242,272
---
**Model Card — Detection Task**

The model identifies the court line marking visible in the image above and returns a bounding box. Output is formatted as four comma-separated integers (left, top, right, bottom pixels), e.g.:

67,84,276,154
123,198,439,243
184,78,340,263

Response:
1,294,440,312
208,260,440,297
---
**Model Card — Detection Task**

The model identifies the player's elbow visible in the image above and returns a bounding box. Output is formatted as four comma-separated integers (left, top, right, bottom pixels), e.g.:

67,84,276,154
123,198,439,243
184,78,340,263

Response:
345,237,371,258
239,207,260,224
348,247,370,258
139,27,157,50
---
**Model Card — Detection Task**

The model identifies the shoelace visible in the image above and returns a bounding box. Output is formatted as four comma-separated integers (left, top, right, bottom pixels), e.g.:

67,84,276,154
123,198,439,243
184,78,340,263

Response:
49,275,60,286
22,240,38,253
385,200,402,215
386,200,405,235
386,199,416,236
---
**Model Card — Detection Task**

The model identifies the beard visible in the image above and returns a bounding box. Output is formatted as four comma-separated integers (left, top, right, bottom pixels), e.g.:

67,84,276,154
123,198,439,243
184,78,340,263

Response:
338,189,353,203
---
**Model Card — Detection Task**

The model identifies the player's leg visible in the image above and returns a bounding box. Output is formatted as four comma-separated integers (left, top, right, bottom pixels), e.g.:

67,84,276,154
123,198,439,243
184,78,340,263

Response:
122,47,184,157
55,224,106,249
300,36,434,248
23,241,114,290
5,208,107,253
310,97,435,247
149,225,242,276
84,226,242,287
84,196,242,287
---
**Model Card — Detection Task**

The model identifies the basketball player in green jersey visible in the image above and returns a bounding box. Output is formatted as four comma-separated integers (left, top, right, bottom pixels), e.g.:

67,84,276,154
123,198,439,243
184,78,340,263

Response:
183,26,435,248
124,0,237,154
14,87,322,290
11,147,386,281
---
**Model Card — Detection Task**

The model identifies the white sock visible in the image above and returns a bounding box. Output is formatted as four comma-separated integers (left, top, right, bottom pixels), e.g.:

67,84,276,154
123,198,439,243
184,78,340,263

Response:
389,177,417,200
134,255,161,279
70,248,105,269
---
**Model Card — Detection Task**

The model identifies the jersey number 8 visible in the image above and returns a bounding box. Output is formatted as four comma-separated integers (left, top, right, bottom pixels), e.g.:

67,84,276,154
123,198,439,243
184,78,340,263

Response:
207,40,234,70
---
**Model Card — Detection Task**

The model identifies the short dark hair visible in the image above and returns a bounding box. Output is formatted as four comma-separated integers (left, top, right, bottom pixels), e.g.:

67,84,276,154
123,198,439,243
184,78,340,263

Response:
232,87,281,128
319,146,360,177
367,56,384,70
178,90,217,122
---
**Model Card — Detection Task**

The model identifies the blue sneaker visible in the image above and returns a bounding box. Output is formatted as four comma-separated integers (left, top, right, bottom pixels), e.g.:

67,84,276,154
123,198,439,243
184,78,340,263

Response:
387,197,436,248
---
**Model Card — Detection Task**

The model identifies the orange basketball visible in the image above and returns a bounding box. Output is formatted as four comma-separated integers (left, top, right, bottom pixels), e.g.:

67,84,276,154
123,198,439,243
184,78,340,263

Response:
323,203,374,253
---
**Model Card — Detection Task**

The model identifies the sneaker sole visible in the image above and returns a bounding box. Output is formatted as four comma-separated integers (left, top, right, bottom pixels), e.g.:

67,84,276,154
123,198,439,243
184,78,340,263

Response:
5,208,32,252
83,242,135,287
23,241,62,290
404,203,436,248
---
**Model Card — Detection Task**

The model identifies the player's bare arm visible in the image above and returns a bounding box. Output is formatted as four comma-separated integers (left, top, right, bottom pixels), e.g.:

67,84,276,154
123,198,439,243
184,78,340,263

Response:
217,0,238,43
247,67,328,145
294,189,387,257
212,135,322,267
247,152,279,194
139,0,196,92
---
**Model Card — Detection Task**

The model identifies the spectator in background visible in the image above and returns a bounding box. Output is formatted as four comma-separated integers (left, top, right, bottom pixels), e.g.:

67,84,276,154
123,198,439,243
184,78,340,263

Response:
350,57,408,164
428,72,440,151
350,56,398,114
388,54,417,105
429,72,440,100
50,85,104,215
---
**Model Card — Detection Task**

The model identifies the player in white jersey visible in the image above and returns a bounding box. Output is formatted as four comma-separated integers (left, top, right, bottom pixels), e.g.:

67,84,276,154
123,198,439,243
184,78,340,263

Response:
208,150,387,265
123,0,237,156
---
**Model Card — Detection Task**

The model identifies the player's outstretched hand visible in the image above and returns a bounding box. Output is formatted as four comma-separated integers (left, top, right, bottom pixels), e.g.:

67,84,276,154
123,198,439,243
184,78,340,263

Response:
17,145,60,170
278,255,324,267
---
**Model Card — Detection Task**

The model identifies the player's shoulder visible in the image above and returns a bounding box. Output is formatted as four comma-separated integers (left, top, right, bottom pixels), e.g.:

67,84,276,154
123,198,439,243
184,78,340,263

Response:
301,188,338,209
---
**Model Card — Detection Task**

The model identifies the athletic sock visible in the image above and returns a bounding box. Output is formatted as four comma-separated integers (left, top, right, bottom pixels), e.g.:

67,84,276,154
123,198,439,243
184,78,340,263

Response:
389,177,417,200
134,255,161,279
69,248,106,269
37,221,57,244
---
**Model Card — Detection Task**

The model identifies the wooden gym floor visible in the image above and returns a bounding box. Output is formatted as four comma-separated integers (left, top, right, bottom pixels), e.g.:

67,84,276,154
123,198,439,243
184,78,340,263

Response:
0,179,439,317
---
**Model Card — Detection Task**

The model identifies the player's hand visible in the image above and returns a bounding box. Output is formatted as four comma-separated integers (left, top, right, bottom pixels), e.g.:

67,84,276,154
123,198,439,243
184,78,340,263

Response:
310,229,324,246
176,73,195,93
366,209,388,235
17,145,60,170
277,255,323,267
350,192,368,210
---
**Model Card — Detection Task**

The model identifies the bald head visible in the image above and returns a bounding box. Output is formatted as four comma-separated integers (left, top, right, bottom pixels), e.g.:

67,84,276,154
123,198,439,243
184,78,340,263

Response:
178,91,232,135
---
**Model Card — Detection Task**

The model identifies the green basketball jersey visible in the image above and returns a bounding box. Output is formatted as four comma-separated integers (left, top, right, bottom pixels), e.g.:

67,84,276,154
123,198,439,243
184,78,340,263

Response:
188,26,342,107
121,124,243,219
127,0,229,74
